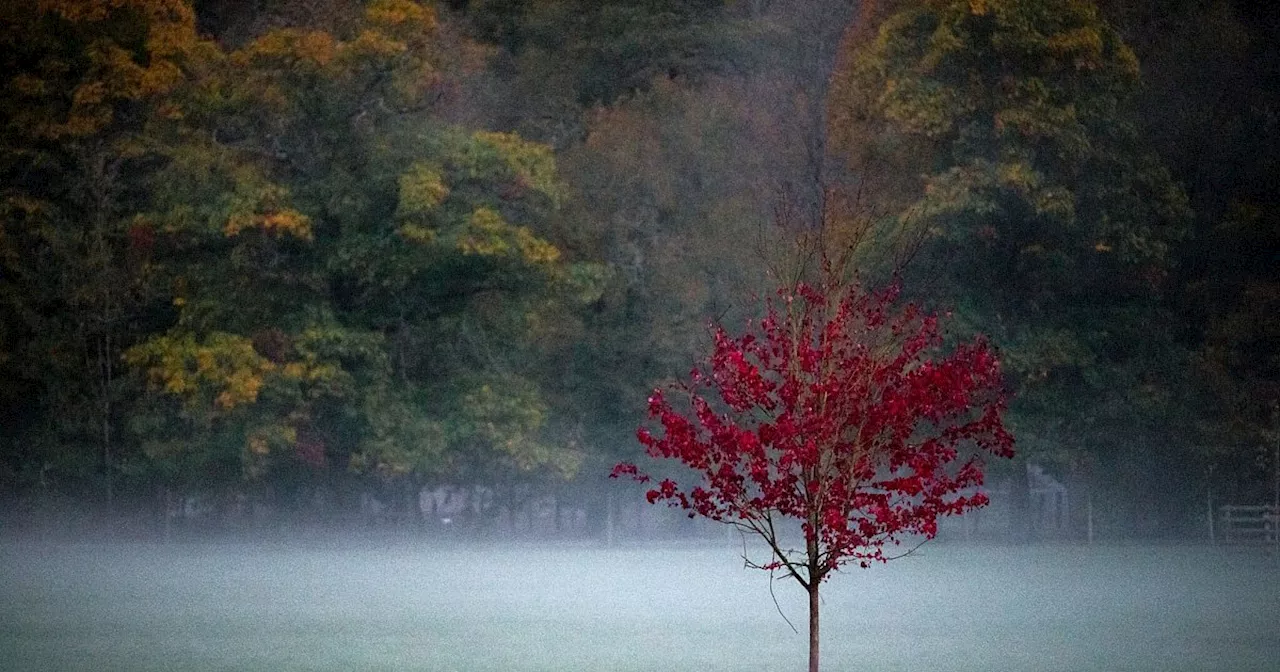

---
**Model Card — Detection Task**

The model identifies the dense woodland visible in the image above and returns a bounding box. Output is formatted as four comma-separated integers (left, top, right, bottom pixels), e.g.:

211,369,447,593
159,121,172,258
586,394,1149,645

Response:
1,0,1277,540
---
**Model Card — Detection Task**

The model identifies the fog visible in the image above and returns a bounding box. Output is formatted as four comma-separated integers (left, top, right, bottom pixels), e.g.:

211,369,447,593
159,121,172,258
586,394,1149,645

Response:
3,539,1277,671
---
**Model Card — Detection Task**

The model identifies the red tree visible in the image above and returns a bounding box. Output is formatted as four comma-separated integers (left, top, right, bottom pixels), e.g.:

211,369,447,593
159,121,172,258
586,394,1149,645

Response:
612,279,1014,672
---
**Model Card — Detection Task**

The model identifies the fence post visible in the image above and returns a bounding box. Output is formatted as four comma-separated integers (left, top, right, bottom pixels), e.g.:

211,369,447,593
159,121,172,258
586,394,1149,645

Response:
1207,485,1215,545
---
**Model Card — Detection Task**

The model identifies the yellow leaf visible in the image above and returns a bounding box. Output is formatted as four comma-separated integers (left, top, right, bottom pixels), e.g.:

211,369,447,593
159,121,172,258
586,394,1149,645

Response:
397,223,437,244
459,208,512,256
515,226,561,265
223,209,313,241
397,163,450,215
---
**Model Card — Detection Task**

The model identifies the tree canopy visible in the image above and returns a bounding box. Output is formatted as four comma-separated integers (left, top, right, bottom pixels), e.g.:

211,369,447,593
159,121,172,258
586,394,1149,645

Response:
1,0,1276,539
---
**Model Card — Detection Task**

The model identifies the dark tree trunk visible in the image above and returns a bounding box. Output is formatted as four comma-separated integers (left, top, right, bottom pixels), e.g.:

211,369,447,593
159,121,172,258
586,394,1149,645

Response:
1008,459,1033,543
604,487,616,545
552,495,561,533
808,582,820,672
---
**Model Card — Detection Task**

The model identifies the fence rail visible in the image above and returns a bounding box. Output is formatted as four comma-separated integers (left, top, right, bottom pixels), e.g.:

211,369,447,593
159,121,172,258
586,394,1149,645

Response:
1220,505,1279,544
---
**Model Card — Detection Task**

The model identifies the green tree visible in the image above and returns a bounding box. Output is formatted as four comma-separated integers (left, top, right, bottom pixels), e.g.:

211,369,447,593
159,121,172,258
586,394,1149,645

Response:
121,0,602,511
0,0,606,521
827,0,1192,536
0,0,209,502
1098,0,1280,504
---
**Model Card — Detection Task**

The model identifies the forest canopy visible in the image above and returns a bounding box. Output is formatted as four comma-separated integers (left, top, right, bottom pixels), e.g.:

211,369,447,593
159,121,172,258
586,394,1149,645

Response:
1,0,1277,539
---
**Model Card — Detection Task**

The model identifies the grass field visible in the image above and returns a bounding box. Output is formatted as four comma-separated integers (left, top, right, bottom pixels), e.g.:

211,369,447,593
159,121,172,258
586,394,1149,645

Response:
2,539,1278,671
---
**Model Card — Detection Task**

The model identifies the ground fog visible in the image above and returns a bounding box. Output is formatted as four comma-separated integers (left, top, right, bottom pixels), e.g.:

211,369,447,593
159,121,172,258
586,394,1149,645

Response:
1,540,1277,671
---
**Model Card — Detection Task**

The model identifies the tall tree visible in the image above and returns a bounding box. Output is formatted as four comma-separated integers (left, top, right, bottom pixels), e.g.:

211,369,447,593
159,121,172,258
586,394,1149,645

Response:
0,0,208,502
120,0,602,507
0,0,607,521
1099,0,1280,502
827,0,1192,534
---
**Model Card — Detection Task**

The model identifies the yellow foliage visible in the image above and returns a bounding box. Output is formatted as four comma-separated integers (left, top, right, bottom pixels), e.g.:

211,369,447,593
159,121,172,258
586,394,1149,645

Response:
125,332,277,413
397,223,437,244
346,29,408,59
139,59,183,96
515,226,561,265
277,359,341,386
459,207,512,256
295,31,337,66
71,81,107,107
1114,43,1140,78
305,363,339,382
1045,27,1103,63
224,209,313,241
217,367,265,409
239,29,337,68
17,0,203,139
195,350,215,374
472,131,565,205
365,0,436,31
262,210,313,240
146,15,198,58
93,42,150,98
397,162,450,216
881,79,964,138
162,375,192,395
996,160,1041,192
455,208,559,264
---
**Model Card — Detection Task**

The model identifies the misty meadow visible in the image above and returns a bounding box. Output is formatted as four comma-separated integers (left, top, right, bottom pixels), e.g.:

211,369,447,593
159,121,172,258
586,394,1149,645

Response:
3,541,1279,672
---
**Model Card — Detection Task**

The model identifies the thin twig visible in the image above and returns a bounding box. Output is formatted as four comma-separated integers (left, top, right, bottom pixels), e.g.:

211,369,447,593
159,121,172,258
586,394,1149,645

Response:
768,567,799,635
882,535,930,561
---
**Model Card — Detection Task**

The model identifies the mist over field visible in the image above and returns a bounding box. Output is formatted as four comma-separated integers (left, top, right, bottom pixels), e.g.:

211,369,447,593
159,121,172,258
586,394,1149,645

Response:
3,539,1278,672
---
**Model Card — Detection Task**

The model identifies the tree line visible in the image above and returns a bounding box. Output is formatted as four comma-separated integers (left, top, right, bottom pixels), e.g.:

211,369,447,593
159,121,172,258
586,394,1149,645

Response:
1,0,1276,539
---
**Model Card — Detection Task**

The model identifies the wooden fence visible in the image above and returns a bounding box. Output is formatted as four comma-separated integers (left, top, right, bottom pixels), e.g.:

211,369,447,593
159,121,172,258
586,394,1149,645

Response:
1219,505,1279,544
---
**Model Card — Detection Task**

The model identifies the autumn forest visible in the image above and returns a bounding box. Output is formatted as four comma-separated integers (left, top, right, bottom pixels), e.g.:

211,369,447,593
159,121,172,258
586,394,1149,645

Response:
2,0,1278,541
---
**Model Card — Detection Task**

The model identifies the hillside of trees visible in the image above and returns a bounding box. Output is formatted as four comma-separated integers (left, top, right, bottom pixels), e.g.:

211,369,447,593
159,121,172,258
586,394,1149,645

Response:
1,0,1277,540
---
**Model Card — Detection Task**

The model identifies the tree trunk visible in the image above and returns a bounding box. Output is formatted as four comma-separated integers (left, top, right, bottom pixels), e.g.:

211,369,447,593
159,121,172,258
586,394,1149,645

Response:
1086,489,1095,544
552,495,561,534
160,486,173,542
1008,459,1033,543
604,487,615,546
100,333,114,509
808,582,820,672
1205,482,1214,545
